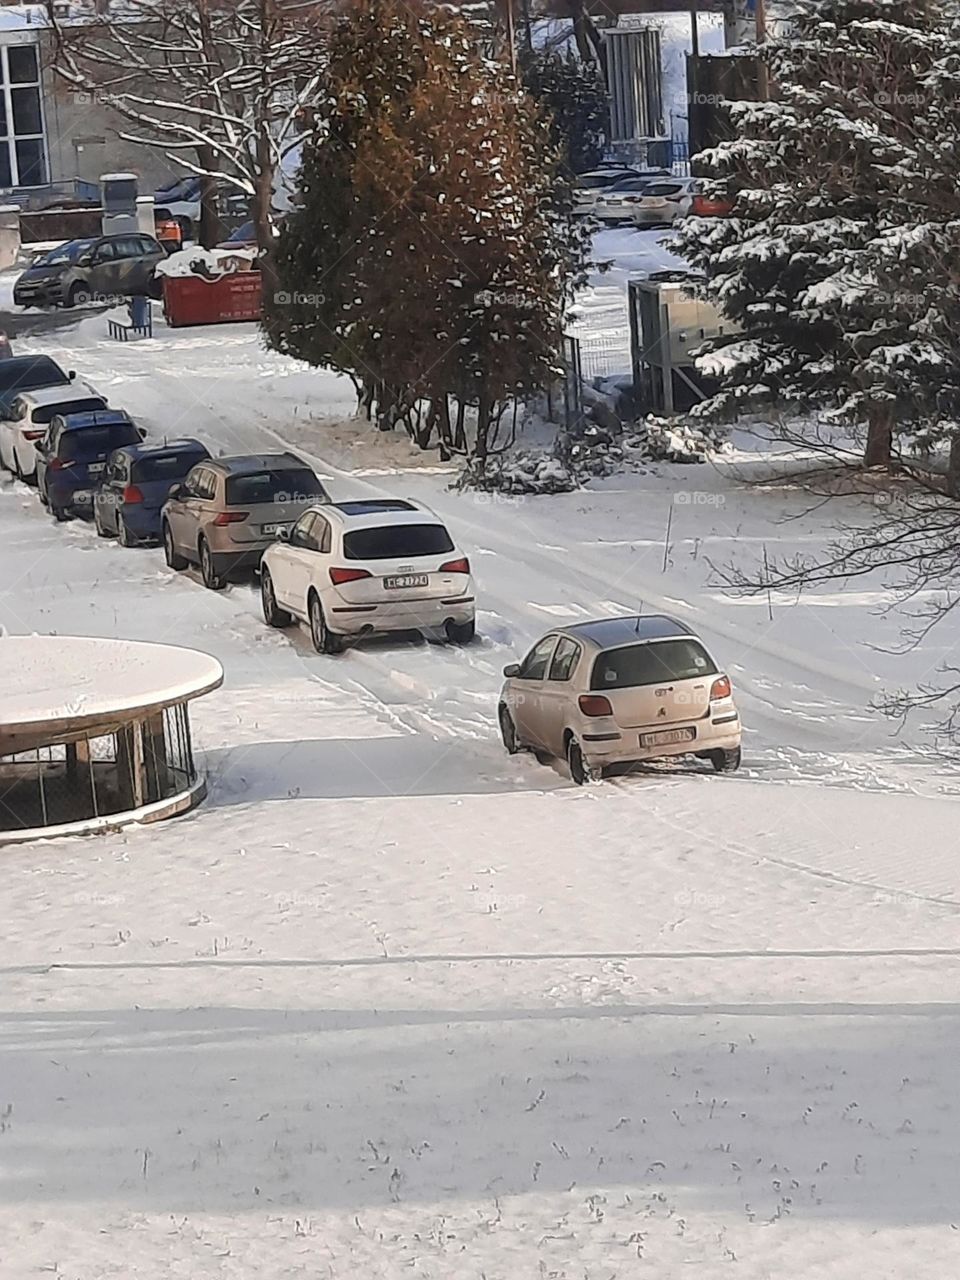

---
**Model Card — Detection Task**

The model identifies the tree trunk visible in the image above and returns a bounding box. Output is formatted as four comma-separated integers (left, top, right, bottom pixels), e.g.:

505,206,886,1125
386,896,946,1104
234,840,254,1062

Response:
453,398,467,452
196,148,223,250
475,387,493,464
864,404,893,469
947,433,960,499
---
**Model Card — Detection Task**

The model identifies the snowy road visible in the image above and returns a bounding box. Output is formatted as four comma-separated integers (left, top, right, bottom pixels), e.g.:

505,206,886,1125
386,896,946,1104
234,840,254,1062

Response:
3,283,960,1277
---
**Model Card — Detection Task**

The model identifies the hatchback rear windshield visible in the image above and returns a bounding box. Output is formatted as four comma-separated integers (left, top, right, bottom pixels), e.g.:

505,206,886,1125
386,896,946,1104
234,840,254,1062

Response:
0,358,66,393
60,423,141,461
34,398,105,425
133,452,206,483
590,640,718,690
343,523,455,561
225,467,323,505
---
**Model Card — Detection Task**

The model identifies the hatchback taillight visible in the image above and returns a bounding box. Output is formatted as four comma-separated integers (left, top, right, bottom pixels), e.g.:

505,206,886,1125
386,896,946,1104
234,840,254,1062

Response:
579,694,614,717
439,557,470,574
329,566,373,585
710,675,732,700
123,484,144,505
213,511,249,526
23,430,44,441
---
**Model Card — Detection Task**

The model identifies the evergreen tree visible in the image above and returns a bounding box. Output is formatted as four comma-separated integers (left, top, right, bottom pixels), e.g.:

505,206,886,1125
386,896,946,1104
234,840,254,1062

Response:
519,49,608,177
673,0,958,467
266,0,589,460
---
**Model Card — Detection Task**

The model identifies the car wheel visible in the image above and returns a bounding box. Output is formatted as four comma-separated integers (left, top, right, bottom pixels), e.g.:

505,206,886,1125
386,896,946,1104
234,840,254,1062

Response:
446,617,476,645
163,522,187,570
566,735,596,786
499,705,520,755
711,746,742,773
67,282,91,308
309,592,344,655
261,569,292,628
199,539,225,591
117,515,134,547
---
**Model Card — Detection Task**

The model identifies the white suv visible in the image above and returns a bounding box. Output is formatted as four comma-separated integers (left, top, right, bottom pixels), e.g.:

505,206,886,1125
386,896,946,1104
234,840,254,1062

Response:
259,498,476,653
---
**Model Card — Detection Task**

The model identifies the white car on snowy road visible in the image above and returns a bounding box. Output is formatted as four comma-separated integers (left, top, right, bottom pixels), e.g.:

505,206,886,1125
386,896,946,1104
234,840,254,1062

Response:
260,498,477,653
499,614,742,784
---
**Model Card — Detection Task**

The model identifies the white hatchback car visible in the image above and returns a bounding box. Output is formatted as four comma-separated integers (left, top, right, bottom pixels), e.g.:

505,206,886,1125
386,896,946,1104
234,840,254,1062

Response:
260,498,476,653
1,383,107,481
498,614,742,784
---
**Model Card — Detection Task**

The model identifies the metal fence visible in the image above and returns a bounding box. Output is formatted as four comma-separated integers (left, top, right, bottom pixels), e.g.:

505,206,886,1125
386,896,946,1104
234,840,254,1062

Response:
0,703,198,835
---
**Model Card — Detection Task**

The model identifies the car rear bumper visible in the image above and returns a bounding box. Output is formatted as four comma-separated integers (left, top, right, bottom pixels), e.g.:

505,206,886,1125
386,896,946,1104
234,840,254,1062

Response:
580,715,741,766
329,595,476,636
121,506,164,540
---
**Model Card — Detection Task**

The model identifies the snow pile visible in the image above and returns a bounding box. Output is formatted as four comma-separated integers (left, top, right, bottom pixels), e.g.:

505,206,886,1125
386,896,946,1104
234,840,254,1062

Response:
156,245,258,281
462,416,725,494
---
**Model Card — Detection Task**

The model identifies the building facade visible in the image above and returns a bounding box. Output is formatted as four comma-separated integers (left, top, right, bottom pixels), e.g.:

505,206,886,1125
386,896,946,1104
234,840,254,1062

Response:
0,4,176,205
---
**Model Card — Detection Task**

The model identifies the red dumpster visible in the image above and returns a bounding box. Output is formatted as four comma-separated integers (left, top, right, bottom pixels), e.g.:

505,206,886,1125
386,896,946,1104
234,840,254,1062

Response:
162,271,263,328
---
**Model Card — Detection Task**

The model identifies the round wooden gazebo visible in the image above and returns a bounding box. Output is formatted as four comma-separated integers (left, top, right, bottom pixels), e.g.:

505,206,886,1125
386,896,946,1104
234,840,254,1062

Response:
0,636,223,844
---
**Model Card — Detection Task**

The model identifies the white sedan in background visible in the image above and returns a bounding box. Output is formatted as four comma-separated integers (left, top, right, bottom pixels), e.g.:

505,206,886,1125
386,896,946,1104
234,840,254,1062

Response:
260,498,477,653
629,177,699,227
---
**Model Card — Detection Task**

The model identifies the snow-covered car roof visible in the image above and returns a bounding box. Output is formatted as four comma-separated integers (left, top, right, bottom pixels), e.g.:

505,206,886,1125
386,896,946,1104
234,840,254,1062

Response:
319,499,446,530
12,382,100,409
556,614,695,650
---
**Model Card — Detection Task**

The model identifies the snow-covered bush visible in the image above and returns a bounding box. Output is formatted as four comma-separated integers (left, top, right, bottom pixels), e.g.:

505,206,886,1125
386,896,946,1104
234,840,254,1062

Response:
459,415,726,494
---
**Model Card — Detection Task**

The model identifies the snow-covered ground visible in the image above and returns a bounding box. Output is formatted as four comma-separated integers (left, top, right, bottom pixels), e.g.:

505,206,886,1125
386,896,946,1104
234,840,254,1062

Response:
3,263,960,1278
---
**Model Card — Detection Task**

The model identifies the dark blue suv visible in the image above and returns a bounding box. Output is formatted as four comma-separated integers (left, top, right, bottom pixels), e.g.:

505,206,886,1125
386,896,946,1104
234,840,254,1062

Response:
36,410,145,521
93,438,210,546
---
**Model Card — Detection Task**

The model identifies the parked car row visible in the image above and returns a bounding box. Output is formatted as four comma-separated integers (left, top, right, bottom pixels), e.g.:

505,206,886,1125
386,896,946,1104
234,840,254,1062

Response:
573,166,734,228
0,355,479,653
0,355,741,784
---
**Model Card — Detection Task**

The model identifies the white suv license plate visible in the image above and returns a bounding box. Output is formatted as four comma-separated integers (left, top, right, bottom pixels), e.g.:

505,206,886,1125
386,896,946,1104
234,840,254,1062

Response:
641,727,696,748
384,574,429,590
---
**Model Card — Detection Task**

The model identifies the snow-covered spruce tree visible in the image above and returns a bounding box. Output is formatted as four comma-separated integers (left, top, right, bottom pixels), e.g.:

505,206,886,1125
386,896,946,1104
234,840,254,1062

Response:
266,0,586,460
673,0,960,467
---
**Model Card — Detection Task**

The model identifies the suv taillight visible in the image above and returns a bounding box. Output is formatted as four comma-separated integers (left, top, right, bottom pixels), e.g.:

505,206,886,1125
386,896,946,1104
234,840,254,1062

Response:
579,694,614,717
329,567,373,585
213,511,249,526
23,430,44,441
123,484,144,505
710,675,732,700
439,557,470,574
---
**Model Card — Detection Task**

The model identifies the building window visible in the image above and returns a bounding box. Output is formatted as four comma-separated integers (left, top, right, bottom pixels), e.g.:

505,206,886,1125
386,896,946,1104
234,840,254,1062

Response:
0,43,47,188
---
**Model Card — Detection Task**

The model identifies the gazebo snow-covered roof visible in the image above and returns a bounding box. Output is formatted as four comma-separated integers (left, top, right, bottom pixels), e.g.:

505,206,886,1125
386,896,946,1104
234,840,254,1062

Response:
0,635,223,843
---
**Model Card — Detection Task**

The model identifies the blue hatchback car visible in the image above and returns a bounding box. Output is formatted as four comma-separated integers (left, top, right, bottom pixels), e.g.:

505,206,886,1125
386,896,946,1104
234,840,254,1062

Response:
93,438,210,545
36,410,145,521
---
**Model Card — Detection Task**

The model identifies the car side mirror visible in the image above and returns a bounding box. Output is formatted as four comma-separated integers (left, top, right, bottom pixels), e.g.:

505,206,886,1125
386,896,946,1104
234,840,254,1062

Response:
167,483,184,501
138,427,147,440
503,663,520,678
276,527,290,541
68,370,77,380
